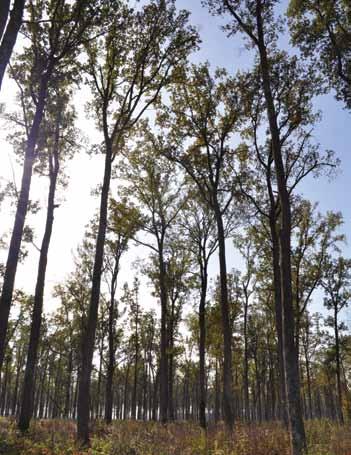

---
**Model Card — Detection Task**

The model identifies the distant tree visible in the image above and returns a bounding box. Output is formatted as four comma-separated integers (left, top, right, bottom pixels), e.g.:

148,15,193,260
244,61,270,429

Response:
291,202,344,355
103,199,140,424
233,234,256,422
121,278,141,421
180,195,218,428
321,255,351,423
121,134,185,424
164,238,193,420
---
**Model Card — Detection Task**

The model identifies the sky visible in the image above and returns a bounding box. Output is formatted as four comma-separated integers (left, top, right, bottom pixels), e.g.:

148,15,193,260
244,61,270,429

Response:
0,0,350,324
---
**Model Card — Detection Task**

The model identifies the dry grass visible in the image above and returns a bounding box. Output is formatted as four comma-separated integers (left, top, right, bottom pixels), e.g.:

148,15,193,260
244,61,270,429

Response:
0,417,350,455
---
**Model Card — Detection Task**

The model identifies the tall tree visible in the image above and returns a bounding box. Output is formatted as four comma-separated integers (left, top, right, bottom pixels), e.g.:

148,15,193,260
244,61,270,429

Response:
0,0,98,374
203,1,337,450
158,63,241,429
233,50,337,427
18,87,77,432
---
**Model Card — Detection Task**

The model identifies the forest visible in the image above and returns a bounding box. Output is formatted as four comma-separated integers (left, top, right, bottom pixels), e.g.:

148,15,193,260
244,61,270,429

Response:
0,0,350,454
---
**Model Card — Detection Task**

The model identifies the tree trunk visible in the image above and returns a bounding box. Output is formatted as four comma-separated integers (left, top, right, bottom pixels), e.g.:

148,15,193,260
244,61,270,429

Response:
243,290,249,422
11,344,23,416
52,355,62,419
0,0,25,90
77,141,112,445
18,120,60,433
334,307,344,423
104,256,119,423
64,350,73,418
198,265,207,429
158,246,168,423
0,1,11,43
96,338,104,419
0,354,10,415
304,347,313,420
214,205,234,430
123,363,130,420
167,298,176,421
0,67,52,372
131,298,139,420
214,359,220,423
269,216,288,427
256,4,307,453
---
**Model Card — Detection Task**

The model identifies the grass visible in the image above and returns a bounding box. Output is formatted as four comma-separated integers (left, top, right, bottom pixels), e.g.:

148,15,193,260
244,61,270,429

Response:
0,417,350,455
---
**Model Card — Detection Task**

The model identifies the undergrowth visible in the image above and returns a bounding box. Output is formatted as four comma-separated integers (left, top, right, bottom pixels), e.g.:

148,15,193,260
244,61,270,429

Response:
0,417,349,455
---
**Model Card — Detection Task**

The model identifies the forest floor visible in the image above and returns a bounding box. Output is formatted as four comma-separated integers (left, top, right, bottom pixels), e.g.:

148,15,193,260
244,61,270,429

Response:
0,418,350,455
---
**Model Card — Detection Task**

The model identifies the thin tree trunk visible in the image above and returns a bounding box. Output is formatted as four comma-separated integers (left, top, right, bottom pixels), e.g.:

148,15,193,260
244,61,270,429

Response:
168,336,174,420
96,338,104,419
198,265,207,429
52,355,62,419
0,0,25,90
0,354,10,415
72,370,79,420
18,116,60,432
214,206,234,430
304,347,313,420
158,246,168,423
269,217,289,427
104,256,119,423
243,290,249,422
152,368,159,421
77,141,112,445
214,360,220,423
334,307,344,423
0,67,52,372
123,363,130,420
11,344,23,416
64,350,73,418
